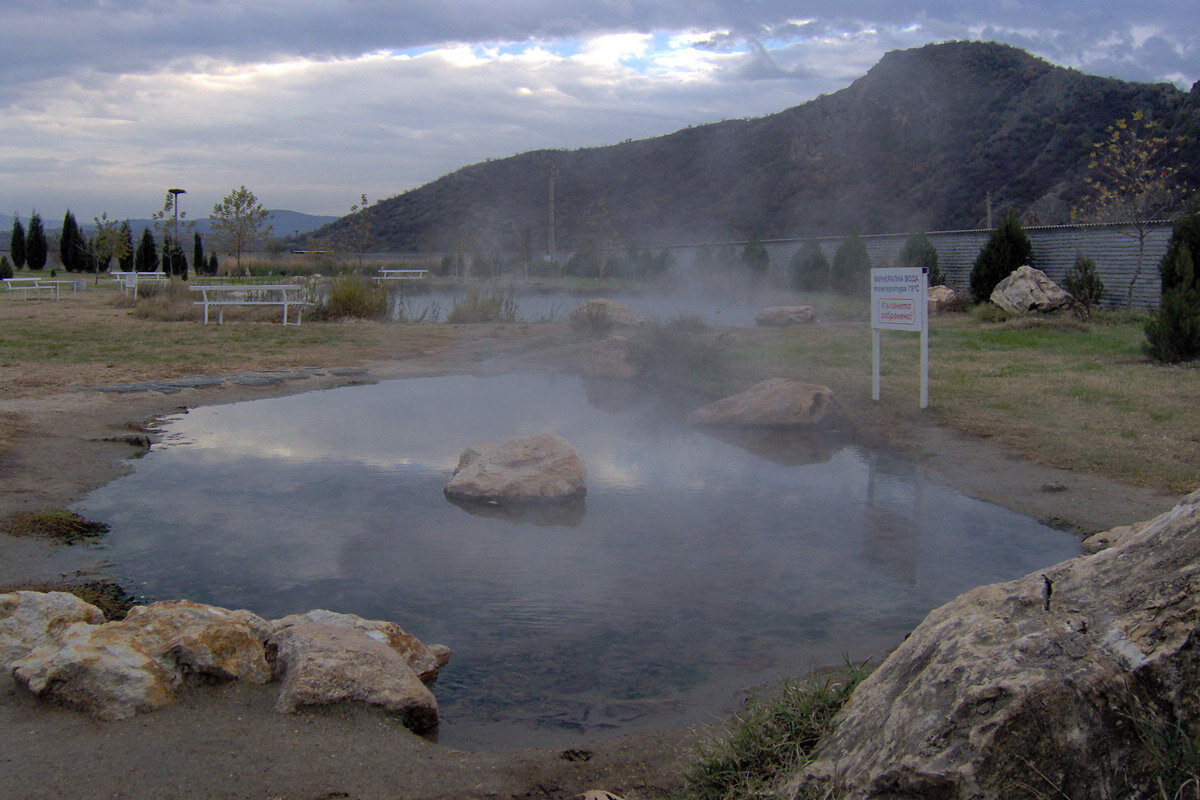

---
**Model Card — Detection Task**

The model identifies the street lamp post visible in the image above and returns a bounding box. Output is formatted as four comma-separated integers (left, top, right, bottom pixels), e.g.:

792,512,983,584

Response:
168,188,186,275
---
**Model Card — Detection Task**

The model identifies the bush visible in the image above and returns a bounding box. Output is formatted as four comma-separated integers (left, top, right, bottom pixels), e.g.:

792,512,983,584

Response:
1063,253,1105,317
626,316,726,386
1145,200,1200,363
446,285,518,323
899,231,945,286
789,240,829,291
316,275,388,320
0,255,12,280
970,213,1034,303
830,232,870,296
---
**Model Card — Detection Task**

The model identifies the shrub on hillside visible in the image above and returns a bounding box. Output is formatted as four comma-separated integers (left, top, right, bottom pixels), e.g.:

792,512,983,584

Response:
970,213,1034,303
1145,200,1200,363
789,239,829,291
830,232,870,296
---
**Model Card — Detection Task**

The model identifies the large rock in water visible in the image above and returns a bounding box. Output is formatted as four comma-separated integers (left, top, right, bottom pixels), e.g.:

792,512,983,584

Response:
568,298,647,331
792,489,1200,800
444,433,587,503
990,265,1075,315
686,379,837,427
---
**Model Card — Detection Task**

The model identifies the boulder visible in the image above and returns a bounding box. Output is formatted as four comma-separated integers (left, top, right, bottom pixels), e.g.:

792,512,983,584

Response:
268,618,441,731
445,433,587,504
576,335,639,379
686,379,837,427
793,489,1200,800
10,599,273,720
1081,520,1148,554
270,609,450,682
569,299,647,331
754,305,815,327
0,590,107,669
928,285,965,314
989,265,1075,315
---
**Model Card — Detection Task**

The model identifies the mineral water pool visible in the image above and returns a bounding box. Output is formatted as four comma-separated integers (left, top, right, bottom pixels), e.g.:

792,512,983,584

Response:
76,372,1081,749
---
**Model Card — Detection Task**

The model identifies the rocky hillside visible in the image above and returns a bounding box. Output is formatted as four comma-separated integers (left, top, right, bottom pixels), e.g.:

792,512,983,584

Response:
311,41,1200,253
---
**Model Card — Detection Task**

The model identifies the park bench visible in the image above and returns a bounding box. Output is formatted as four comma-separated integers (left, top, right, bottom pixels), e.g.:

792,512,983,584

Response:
189,284,308,326
3,276,81,300
109,271,167,298
377,268,429,282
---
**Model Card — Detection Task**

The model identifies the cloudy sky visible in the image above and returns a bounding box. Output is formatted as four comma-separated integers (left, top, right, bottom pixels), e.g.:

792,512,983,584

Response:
2,1,1196,224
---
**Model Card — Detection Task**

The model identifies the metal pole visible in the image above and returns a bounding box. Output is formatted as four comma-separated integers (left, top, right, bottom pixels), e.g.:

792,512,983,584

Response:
168,188,186,274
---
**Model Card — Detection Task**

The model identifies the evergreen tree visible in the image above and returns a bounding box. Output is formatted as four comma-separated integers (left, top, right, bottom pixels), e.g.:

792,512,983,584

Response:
969,213,1034,303
1144,199,1200,362
789,239,830,291
135,228,158,272
193,233,205,277
208,253,219,276
740,234,769,276
831,231,871,296
0,256,13,280
60,210,86,272
899,231,944,286
118,221,134,272
9,218,25,269
25,213,47,271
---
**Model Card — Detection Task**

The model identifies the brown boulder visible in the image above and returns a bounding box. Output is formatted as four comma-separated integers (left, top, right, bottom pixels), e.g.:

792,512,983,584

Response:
990,265,1075,315
686,379,837,427
445,433,587,504
754,305,815,326
0,590,107,669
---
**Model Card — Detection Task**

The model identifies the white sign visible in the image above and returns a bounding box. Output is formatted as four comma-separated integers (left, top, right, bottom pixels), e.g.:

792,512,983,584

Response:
871,267,928,331
870,267,930,409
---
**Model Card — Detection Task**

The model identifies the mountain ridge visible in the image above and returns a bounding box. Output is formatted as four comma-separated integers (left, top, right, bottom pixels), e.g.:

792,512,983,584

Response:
312,40,1199,254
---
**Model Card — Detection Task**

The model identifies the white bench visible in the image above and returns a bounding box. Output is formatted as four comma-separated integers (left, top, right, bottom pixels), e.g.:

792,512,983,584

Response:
110,271,167,298
3,277,77,300
190,284,308,326
377,268,429,282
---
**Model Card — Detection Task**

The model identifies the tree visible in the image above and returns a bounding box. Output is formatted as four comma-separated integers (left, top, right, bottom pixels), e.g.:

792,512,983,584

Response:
162,236,187,279
1062,253,1105,317
741,234,769,276
831,231,871,296
1072,110,1190,307
60,210,86,272
117,222,135,272
0,256,13,280
209,185,273,275
339,194,373,269
25,213,47,271
1144,199,1200,362
91,212,130,279
10,218,25,270
899,232,944,286
135,228,158,272
789,239,829,291
193,233,206,277
970,212,1034,303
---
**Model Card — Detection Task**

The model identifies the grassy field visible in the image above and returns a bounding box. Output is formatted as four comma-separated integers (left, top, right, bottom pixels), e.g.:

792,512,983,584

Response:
1,276,1196,493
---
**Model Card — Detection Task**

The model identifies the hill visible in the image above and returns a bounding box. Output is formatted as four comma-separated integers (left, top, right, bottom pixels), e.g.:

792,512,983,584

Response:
310,41,1199,255
1,210,337,240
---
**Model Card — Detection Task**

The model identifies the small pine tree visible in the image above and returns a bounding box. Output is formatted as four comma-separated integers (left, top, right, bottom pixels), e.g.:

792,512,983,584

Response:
831,232,871,296
741,234,769,276
208,253,219,276
970,212,1034,303
899,232,944,286
118,222,135,272
60,210,86,272
25,213,48,271
193,233,204,278
0,255,13,280
1063,253,1105,317
135,228,158,272
10,218,26,269
789,239,830,291
1144,200,1200,362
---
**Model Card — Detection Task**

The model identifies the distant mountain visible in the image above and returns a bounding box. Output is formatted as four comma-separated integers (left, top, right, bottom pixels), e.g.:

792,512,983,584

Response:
309,41,1200,254
0,210,337,240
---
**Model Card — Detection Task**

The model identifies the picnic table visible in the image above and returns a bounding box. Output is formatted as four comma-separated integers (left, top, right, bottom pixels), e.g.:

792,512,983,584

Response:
189,284,308,326
109,271,167,298
3,277,82,300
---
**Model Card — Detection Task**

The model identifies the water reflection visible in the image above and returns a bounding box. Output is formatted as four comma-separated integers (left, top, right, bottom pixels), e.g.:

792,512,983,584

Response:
77,373,1081,750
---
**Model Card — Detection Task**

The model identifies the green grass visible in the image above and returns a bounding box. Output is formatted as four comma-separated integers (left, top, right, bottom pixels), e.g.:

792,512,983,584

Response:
683,660,872,800
1,508,109,544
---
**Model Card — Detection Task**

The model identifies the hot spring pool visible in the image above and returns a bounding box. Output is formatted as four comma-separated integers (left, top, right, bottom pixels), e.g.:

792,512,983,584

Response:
76,373,1081,749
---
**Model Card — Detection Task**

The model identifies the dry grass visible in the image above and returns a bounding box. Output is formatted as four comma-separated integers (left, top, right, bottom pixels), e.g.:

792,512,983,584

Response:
1,508,109,543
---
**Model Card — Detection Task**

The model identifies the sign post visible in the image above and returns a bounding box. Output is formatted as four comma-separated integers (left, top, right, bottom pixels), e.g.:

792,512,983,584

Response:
870,267,929,409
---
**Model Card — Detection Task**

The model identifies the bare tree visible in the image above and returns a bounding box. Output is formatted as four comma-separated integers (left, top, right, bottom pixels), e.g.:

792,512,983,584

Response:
209,186,273,275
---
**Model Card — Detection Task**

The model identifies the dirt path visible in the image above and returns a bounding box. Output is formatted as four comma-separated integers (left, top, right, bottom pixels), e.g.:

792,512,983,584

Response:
0,309,1183,800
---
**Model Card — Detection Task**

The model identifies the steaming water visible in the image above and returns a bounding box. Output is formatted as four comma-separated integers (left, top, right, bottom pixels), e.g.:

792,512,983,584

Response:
76,373,1080,750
